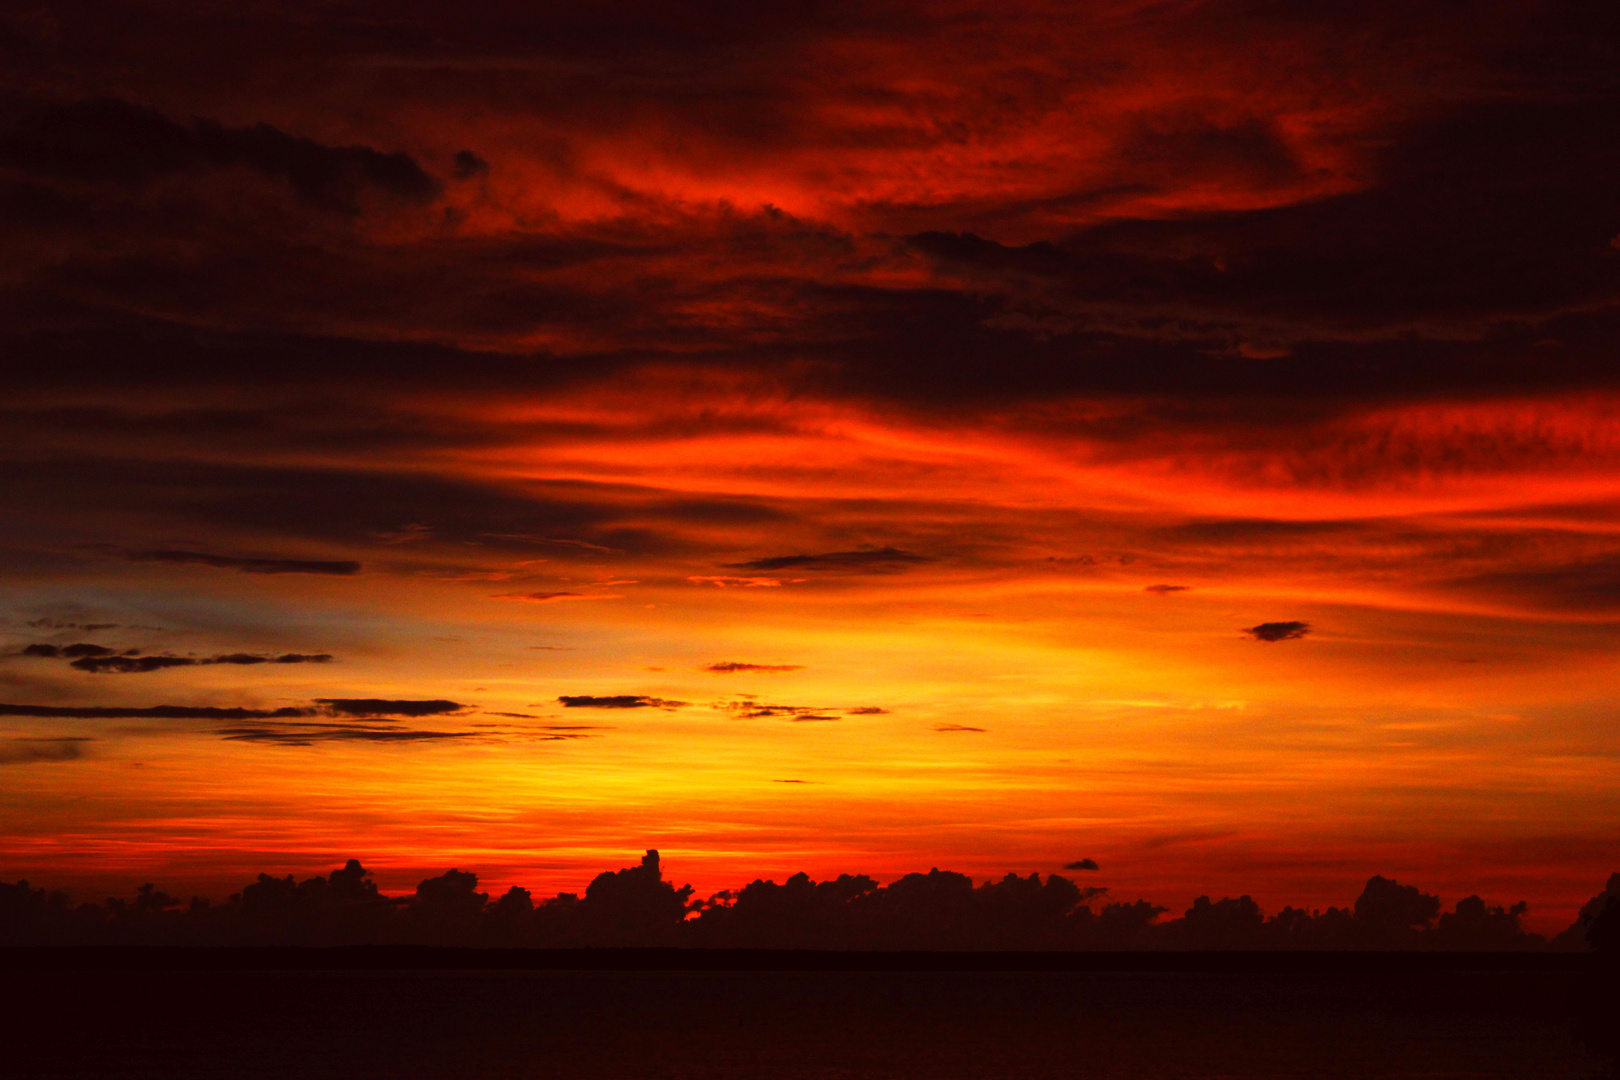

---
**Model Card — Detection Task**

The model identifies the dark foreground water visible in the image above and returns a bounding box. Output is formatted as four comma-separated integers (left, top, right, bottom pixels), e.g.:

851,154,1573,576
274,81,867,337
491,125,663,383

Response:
9,967,1611,1078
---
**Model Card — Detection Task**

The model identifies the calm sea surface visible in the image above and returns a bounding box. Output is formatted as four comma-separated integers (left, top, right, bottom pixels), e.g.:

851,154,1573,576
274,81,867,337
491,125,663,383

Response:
12,968,1609,1078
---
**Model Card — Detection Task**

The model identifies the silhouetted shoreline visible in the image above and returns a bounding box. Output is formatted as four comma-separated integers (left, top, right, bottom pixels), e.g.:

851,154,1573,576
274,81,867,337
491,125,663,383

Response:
0,945,1598,971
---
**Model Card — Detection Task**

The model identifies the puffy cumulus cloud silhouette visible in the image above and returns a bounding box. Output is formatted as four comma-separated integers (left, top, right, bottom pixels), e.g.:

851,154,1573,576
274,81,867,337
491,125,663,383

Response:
0,856,1574,952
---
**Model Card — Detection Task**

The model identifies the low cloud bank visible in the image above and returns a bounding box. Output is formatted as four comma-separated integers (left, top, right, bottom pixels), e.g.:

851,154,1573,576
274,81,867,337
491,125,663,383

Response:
3,854,1603,952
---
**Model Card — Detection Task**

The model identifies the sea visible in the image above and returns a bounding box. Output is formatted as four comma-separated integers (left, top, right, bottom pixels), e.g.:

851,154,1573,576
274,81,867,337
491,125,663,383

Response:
9,966,1610,1078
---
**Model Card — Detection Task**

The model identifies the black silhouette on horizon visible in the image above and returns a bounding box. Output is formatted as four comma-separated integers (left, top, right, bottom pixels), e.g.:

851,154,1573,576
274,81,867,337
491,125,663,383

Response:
5,850,1616,952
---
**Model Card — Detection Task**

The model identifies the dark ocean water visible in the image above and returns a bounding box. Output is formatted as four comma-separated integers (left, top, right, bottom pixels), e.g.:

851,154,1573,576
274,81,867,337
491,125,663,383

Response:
9,968,1609,1078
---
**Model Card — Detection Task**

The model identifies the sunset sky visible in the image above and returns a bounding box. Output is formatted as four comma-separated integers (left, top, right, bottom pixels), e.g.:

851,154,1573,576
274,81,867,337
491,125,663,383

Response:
3,0,1620,933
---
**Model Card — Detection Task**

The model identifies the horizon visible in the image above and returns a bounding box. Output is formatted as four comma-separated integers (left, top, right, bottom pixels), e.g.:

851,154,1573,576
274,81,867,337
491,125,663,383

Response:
6,1,1620,952
6,847,1611,944
10,847,1606,952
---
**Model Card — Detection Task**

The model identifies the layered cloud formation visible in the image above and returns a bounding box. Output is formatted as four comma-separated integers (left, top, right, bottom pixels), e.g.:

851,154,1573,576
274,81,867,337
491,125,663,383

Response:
2,0,1620,928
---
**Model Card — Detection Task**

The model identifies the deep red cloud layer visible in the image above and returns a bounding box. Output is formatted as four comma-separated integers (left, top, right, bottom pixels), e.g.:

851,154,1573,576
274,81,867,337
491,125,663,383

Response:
2,0,1620,930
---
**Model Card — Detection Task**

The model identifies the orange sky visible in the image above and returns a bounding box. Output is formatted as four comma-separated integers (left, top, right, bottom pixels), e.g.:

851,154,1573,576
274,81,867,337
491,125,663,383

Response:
3,0,1619,932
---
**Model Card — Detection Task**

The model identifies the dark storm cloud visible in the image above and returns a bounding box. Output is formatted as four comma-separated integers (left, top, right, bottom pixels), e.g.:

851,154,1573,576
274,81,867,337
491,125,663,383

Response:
903,92,1620,334
557,695,688,709
0,98,440,207
122,549,362,576
0,3,1613,417
727,547,931,572
1244,621,1310,642
0,737,90,765
704,662,804,673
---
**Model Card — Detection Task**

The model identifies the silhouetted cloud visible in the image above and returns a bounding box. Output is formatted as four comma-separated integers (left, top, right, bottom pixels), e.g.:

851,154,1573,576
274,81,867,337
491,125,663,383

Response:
15,643,121,659
846,706,889,715
704,662,804,673
726,547,931,572
1145,584,1190,594
1064,859,1099,871
489,591,620,603
316,699,464,717
0,737,90,765
71,655,195,673
451,150,489,180
0,698,461,719
557,695,687,708
0,98,440,208
217,724,474,745
123,549,361,575
0,702,313,719
68,652,334,673
934,723,987,732
715,701,855,720
1244,621,1310,642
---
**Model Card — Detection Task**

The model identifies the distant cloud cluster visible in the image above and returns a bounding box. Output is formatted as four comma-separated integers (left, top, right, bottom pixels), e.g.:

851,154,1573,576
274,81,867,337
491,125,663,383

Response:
17,642,334,673
704,662,804,673
1244,621,1310,642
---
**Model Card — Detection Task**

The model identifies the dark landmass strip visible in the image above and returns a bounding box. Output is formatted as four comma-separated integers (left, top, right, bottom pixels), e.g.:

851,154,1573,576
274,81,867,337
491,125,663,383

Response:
0,945,1597,972
5,850,1619,953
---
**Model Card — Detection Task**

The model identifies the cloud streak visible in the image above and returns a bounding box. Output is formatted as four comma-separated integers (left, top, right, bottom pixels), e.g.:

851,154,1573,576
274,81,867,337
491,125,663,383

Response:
1244,622,1311,643
0,737,91,765
726,548,931,573
121,549,362,576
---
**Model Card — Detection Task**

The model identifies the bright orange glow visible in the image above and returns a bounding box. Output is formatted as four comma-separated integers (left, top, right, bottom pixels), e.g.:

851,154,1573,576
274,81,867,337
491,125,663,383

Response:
2,0,1618,937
